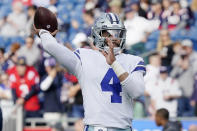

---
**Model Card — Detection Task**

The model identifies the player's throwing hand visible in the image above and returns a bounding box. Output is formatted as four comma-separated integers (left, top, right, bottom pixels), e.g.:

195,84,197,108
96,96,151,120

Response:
33,24,58,37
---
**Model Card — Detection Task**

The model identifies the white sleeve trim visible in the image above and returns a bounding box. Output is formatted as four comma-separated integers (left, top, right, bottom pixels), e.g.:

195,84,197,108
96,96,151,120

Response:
40,76,54,91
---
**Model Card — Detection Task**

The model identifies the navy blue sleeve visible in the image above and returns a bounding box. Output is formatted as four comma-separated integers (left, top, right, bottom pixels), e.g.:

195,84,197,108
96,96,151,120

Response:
11,88,17,103
24,84,40,101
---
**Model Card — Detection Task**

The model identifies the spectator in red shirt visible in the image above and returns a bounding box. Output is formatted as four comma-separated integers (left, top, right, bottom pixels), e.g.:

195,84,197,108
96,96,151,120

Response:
13,0,32,6
7,56,41,118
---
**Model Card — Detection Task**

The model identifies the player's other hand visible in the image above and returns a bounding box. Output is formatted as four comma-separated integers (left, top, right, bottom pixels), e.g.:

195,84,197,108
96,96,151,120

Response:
49,68,57,78
16,98,25,105
101,37,116,65
33,24,58,37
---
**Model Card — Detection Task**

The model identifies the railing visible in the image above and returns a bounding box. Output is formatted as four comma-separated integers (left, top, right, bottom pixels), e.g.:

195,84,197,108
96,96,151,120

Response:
3,105,23,131
2,105,197,131
3,105,79,131
25,115,78,131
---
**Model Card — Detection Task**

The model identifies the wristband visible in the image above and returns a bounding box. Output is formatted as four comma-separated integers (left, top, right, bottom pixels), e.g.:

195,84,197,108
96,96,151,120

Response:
111,61,126,77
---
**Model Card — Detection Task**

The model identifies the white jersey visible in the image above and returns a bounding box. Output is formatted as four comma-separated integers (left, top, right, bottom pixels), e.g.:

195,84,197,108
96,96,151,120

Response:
73,48,145,128
39,31,146,129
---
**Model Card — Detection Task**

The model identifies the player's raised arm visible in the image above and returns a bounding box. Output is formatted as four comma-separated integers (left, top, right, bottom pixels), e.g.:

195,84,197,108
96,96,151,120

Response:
38,29,82,77
33,7,81,77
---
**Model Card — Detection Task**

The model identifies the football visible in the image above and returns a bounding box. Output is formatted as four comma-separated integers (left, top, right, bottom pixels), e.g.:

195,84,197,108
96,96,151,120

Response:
34,7,58,33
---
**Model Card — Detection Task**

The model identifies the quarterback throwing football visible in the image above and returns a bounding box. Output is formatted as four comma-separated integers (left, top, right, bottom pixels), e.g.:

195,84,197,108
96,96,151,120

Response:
35,13,145,131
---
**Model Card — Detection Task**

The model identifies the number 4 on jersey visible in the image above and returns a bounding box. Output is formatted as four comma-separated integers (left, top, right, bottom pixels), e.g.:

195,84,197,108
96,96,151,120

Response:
101,68,122,103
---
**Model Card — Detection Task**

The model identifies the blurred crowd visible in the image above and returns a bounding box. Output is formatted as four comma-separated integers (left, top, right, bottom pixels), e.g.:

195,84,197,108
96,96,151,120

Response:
0,0,197,129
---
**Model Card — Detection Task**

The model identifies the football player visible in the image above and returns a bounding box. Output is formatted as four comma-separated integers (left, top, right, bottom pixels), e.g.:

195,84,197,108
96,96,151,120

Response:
35,13,146,131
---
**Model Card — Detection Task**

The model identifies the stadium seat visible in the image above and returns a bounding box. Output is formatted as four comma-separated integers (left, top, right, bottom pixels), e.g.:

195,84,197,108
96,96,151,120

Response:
192,11,197,27
71,0,85,5
10,36,25,45
1,0,12,4
0,4,12,19
188,26,197,41
0,36,5,47
56,32,68,44
75,4,83,11
59,0,69,3
145,31,160,51
170,29,188,41
147,30,160,42
57,5,68,13
194,11,197,20
70,12,83,24
190,39,197,51
65,2,74,10
0,36,25,51
58,11,70,23
145,40,157,51
1,37,11,51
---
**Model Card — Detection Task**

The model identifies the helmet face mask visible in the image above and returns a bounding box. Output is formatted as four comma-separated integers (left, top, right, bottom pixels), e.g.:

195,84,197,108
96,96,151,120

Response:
91,13,126,54
100,30,125,39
